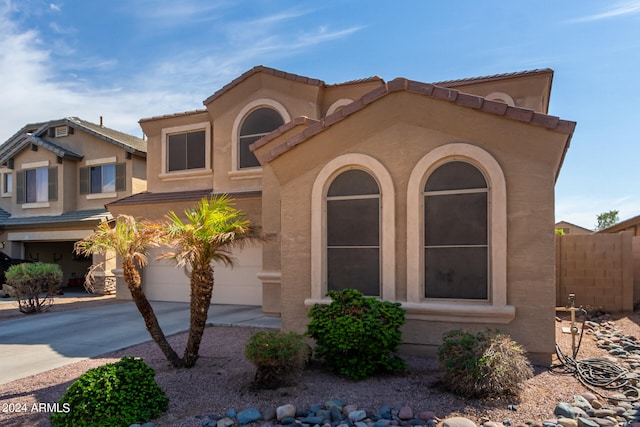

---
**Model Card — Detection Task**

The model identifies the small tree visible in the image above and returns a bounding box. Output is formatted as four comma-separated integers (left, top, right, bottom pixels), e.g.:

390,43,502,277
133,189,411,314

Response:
596,210,619,231
4,262,62,314
75,216,182,367
159,195,263,368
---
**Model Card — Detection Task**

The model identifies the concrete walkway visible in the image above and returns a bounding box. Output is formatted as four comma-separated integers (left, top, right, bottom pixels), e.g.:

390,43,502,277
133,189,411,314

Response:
0,301,280,385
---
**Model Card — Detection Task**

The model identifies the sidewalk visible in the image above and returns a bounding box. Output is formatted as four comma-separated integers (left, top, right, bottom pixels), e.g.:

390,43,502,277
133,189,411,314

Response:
0,300,280,384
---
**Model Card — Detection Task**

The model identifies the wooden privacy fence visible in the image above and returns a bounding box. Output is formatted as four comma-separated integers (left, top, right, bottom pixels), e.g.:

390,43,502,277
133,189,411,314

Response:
555,231,634,312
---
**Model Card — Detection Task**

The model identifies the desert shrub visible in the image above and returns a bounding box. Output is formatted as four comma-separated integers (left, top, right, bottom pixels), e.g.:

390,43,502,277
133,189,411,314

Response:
437,328,533,399
5,262,62,314
306,288,407,380
50,356,168,427
244,330,309,389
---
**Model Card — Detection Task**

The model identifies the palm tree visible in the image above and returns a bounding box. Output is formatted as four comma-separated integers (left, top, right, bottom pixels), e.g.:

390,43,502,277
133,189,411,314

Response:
74,216,182,368
159,195,261,368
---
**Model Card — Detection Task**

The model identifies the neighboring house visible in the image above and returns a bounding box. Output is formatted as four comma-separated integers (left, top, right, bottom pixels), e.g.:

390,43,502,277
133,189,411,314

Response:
555,220,593,235
0,117,147,290
595,214,640,236
107,66,575,363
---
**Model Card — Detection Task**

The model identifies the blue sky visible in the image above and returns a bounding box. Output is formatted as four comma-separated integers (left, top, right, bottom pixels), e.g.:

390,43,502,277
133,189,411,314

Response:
0,0,638,229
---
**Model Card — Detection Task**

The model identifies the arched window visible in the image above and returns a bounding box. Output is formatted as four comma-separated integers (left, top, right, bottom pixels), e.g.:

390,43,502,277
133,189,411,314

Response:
424,161,488,299
326,169,380,296
238,107,284,169
406,143,513,323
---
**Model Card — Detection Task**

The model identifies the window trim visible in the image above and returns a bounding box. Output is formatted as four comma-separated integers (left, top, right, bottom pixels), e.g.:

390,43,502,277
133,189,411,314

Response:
160,122,211,178
306,153,395,306
405,143,514,323
80,157,125,197
230,99,290,178
1,169,12,197
17,162,56,208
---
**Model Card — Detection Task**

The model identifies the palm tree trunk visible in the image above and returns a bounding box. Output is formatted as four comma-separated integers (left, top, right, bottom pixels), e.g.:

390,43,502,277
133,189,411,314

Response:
182,264,214,368
123,260,183,368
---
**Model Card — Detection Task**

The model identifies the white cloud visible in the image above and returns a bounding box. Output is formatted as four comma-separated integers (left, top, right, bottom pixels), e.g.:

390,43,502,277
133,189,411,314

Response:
49,3,60,12
0,2,362,142
568,1,640,23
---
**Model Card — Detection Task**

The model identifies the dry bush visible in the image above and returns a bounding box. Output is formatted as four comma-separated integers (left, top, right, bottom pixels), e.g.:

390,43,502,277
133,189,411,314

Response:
438,329,534,399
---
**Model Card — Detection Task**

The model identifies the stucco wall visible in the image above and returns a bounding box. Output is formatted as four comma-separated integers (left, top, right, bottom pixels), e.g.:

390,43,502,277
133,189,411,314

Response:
266,91,567,364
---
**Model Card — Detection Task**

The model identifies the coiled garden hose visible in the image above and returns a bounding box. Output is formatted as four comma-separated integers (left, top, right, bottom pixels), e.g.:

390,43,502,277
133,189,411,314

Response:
551,310,640,402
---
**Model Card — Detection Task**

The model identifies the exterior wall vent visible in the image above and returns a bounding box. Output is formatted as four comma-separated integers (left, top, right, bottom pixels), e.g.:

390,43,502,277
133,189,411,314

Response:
55,126,69,138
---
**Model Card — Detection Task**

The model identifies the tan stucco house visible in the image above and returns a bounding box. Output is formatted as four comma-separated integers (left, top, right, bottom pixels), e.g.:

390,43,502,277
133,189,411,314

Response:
108,66,575,363
0,117,146,290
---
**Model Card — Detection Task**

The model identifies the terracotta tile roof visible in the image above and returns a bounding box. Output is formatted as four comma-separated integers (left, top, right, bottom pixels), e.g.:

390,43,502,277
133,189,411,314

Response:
107,189,261,207
327,76,385,87
203,66,325,105
434,68,554,87
138,109,209,124
254,77,576,165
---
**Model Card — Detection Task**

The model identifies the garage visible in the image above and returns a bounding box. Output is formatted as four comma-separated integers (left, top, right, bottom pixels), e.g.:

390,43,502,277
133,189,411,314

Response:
142,245,263,306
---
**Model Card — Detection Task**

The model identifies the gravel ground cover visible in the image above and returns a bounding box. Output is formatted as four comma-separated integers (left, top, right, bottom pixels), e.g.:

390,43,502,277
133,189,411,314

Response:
0,296,638,427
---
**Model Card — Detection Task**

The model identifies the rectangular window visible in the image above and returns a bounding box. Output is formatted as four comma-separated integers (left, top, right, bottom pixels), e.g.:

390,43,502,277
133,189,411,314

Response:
16,167,57,204
90,164,115,193
80,163,125,194
26,168,48,203
167,130,206,172
2,173,12,195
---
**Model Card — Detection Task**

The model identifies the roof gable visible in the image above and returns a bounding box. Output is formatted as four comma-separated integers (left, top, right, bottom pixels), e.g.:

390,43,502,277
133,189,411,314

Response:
254,77,576,166
203,65,325,106
0,117,146,165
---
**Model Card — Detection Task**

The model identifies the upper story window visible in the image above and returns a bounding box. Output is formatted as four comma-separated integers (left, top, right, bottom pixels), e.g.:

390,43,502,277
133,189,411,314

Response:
16,165,57,204
1,172,12,197
238,108,284,169
326,169,381,297
160,122,211,178
424,161,488,299
80,162,126,195
167,130,206,172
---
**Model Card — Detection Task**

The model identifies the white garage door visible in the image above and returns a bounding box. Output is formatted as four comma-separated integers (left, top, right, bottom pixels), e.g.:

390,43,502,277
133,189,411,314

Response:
142,245,263,306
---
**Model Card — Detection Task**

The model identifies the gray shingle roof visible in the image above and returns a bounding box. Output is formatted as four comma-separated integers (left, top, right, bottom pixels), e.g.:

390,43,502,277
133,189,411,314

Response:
0,117,146,165
0,209,112,227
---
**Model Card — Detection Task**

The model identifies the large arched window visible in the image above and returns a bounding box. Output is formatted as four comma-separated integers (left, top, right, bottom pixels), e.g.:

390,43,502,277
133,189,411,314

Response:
424,161,488,299
238,107,284,169
406,143,513,323
326,169,380,296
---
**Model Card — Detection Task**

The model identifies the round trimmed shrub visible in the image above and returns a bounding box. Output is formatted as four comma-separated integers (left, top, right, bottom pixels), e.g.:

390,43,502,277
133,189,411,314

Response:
306,289,407,380
50,356,168,427
437,329,533,399
5,262,62,314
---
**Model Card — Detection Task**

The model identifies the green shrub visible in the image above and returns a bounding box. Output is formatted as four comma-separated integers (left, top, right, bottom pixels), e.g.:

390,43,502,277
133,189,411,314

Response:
244,330,309,389
50,356,168,427
5,262,62,314
306,289,407,380
437,329,533,399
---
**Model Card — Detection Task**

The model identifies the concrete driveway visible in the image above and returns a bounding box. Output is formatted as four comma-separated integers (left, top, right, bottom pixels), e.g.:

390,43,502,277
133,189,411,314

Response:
0,301,280,384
